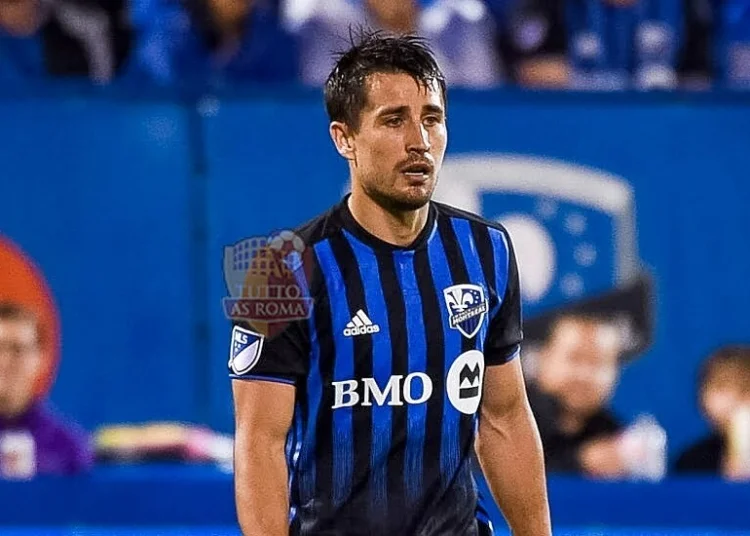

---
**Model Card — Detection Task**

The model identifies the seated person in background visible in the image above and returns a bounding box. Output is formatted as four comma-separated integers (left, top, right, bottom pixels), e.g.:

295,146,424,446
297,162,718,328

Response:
674,346,750,481
0,302,93,478
288,0,503,88
0,0,132,86
526,314,625,477
491,0,569,88
564,0,714,91
129,0,297,88
705,0,750,89
527,313,665,480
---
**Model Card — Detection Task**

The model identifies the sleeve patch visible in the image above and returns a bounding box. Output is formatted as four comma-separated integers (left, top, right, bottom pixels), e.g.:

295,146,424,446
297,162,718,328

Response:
229,325,265,375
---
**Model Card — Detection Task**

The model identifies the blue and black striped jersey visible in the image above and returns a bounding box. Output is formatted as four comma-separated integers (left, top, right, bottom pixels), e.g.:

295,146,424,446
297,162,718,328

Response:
229,195,522,535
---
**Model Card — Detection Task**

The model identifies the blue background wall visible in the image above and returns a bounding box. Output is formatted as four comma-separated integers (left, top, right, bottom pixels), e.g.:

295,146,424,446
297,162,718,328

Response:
1,89,749,462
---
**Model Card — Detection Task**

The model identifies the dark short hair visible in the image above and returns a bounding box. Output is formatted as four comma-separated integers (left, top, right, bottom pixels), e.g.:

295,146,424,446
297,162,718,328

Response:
324,29,447,130
0,302,40,344
699,345,750,390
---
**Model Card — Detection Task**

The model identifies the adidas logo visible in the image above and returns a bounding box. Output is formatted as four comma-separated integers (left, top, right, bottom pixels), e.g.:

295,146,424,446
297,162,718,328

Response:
343,309,380,337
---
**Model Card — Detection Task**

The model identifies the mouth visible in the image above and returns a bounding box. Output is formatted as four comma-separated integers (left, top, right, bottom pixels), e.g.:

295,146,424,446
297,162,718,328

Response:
400,162,433,180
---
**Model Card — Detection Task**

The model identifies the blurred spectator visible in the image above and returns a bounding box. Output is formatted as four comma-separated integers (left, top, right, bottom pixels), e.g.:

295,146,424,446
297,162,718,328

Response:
129,0,297,88
526,314,626,478
709,0,750,89
565,0,714,91
674,346,750,480
285,0,504,88
526,312,666,480
493,0,569,88
0,302,93,479
677,0,713,89
0,0,132,86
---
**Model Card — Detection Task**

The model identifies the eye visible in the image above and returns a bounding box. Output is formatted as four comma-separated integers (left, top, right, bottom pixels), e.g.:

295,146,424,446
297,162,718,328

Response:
385,116,403,127
423,115,441,126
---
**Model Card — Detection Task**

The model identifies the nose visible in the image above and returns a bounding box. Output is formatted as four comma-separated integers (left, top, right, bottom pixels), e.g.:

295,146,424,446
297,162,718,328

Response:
405,120,430,155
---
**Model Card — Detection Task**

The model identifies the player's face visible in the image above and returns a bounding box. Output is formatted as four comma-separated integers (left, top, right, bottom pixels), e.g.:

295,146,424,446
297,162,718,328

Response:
349,72,447,211
0,318,40,417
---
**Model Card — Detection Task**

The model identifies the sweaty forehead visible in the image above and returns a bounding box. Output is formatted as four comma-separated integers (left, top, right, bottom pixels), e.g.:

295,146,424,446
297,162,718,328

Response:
362,72,443,112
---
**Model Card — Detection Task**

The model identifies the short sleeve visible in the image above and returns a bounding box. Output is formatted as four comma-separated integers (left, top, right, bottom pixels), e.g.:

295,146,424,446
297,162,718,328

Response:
225,228,319,386
484,230,523,366
228,318,310,386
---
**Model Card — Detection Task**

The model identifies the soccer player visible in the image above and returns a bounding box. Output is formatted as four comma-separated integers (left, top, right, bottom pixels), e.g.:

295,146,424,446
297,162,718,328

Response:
229,31,551,536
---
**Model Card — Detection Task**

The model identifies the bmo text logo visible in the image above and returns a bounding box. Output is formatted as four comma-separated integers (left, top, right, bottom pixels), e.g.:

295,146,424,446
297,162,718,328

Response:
332,373,433,409
331,351,485,413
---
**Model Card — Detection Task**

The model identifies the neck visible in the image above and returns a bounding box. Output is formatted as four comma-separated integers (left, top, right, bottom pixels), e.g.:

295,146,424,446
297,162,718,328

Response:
348,186,429,247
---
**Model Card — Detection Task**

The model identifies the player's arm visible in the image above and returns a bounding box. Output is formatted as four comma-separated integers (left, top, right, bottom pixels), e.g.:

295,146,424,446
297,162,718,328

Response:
228,318,310,536
476,357,551,536
476,231,551,536
232,379,294,536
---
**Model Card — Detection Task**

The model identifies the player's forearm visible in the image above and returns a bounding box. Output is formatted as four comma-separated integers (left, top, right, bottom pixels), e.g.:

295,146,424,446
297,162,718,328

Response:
476,400,551,536
234,433,290,536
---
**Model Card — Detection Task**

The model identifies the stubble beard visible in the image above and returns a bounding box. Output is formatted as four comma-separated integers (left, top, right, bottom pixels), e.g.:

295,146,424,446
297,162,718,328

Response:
362,173,437,213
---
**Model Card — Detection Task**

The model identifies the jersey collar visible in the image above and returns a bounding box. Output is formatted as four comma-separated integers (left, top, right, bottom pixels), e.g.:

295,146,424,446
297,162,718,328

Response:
338,194,437,252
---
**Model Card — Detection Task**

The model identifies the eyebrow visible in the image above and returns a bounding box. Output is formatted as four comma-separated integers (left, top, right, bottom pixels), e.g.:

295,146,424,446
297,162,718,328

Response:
423,104,445,116
377,105,408,117
377,104,445,117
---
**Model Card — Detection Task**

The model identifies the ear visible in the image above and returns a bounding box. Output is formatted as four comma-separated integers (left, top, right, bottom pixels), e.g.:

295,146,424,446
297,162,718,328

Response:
330,121,356,161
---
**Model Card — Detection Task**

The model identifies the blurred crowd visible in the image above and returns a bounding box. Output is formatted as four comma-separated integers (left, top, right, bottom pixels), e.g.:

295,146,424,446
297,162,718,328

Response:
2,289,750,482
0,301,233,480
526,316,750,482
0,0,748,91
1,0,750,486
